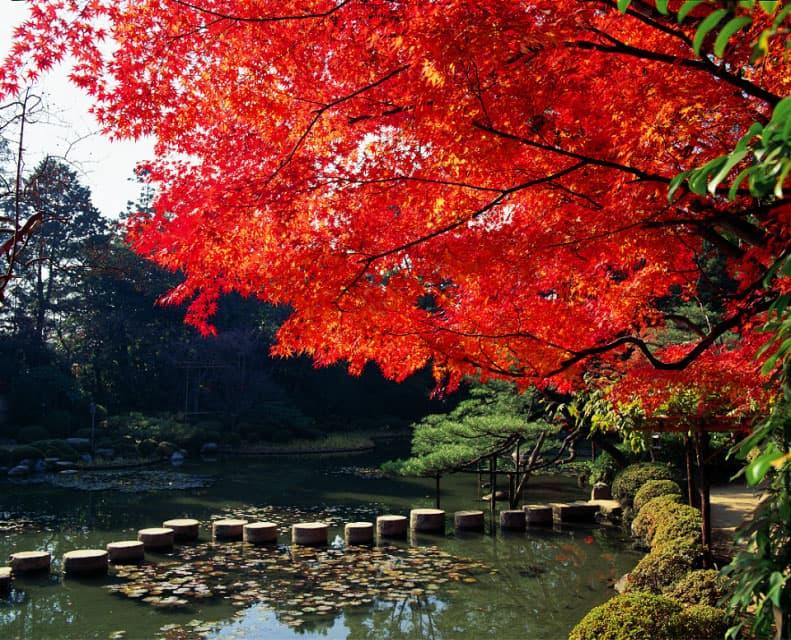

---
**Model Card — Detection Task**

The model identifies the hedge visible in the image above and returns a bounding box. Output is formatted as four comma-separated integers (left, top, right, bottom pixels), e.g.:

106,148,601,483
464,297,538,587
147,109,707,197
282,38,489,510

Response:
633,479,682,513
612,463,677,505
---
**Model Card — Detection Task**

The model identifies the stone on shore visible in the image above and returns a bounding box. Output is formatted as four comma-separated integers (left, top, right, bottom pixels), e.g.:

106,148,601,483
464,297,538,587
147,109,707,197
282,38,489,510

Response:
591,482,612,500
376,515,408,539
138,527,175,550
9,551,51,573
243,522,278,545
344,522,374,545
63,549,108,576
107,541,145,564
550,502,600,523
292,522,329,546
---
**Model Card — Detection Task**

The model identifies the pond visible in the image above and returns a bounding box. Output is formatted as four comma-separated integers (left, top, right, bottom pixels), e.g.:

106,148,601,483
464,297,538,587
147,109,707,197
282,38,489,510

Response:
0,443,641,639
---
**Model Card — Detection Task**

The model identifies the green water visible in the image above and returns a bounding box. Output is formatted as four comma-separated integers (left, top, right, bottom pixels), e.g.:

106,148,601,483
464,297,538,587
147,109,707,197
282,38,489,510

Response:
0,445,641,639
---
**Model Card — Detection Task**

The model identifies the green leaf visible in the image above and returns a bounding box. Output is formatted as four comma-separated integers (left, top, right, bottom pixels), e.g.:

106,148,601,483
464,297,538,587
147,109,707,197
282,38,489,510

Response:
656,0,670,15
708,149,747,193
678,0,705,23
668,170,691,201
617,0,632,12
728,166,754,200
745,448,781,485
774,157,790,198
757,1,778,14
694,9,729,55
714,16,753,57
772,2,791,28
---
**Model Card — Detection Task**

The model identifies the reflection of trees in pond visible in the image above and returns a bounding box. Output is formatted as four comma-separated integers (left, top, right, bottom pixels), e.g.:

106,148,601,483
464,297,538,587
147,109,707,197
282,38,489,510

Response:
344,595,445,640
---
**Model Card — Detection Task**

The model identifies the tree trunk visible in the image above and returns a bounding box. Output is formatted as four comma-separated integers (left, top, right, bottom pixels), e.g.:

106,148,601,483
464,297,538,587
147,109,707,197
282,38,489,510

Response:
694,431,712,568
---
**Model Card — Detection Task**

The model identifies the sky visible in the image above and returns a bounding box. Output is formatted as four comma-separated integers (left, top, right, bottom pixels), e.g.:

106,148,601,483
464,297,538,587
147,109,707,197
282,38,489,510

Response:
0,2,155,218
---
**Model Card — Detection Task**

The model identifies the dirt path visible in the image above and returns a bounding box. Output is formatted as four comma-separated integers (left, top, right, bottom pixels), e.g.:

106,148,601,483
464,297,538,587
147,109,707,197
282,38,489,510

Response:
710,484,764,530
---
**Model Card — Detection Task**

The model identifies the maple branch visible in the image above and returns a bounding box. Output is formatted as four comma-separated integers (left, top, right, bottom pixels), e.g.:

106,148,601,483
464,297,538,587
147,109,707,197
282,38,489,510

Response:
169,0,352,24
472,121,670,183
569,37,780,107
265,65,409,185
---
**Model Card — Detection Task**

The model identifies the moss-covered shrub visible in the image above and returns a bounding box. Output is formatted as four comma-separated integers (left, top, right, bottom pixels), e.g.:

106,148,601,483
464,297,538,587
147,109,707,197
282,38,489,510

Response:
612,462,677,505
30,439,80,461
9,445,44,464
634,479,682,512
631,494,684,544
667,569,728,607
677,604,730,639
17,425,51,444
137,438,158,458
627,538,704,593
569,592,684,640
652,503,702,548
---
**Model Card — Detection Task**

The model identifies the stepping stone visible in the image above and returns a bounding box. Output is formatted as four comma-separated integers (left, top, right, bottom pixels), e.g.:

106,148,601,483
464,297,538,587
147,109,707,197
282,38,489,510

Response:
454,510,485,532
212,519,247,540
523,505,553,526
591,482,612,500
106,541,145,564
62,549,108,576
589,499,622,517
243,522,278,545
163,518,200,541
138,527,175,550
0,567,11,593
410,508,445,534
500,509,526,531
292,522,328,546
9,551,51,573
344,522,374,545
376,515,408,539
550,502,600,523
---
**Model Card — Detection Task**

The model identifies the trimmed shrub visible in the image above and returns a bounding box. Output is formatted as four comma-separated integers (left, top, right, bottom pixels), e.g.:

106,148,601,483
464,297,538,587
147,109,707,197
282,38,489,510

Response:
612,462,677,505
632,494,684,544
569,592,684,640
667,569,728,607
9,445,44,465
30,439,80,462
137,438,158,458
677,604,730,639
634,479,682,513
17,425,51,444
652,503,702,548
627,538,704,593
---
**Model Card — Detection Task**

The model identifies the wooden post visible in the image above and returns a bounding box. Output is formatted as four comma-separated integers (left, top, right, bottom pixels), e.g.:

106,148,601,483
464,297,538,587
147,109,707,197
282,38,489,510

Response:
489,455,496,534
591,440,596,462
684,434,697,508
435,475,441,509
477,463,482,499
694,430,712,568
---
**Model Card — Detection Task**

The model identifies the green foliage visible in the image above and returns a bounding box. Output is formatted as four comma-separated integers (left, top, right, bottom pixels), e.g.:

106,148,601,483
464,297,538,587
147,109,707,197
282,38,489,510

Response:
29,439,79,462
627,538,705,593
634,479,683,512
17,425,51,444
632,494,686,544
569,592,686,640
588,444,638,485
386,381,551,476
668,569,729,607
723,394,791,639
677,604,731,640
612,462,678,505
652,502,703,548
8,445,44,464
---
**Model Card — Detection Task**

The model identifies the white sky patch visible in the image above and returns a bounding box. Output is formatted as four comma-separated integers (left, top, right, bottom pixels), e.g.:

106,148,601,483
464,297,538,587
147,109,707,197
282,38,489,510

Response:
0,2,154,218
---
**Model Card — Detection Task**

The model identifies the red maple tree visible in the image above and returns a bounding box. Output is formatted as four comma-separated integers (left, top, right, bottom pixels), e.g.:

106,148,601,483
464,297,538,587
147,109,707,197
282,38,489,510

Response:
2,0,788,416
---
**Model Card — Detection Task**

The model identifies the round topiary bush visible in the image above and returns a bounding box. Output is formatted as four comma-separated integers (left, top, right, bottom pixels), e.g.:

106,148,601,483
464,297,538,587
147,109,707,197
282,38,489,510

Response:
569,592,684,640
9,445,44,465
627,538,704,593
612,463,678,505
631,494,684,544
137,438,158,458
18,425,51,444
634,479,682,513
652,503,702,549
667,569,728,607
677,604,730,639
